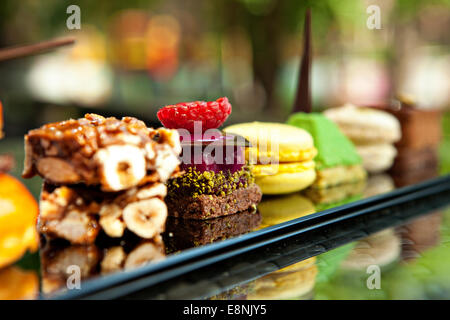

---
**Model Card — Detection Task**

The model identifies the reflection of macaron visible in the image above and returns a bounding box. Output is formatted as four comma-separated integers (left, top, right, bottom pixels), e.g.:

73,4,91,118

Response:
340,229,401,271
304,180,365,210
324,104,401,173
223,122,317,195
209,285,250,300
287,113,366,189
363,174,394,198
257,194,315,227
247,257,317,300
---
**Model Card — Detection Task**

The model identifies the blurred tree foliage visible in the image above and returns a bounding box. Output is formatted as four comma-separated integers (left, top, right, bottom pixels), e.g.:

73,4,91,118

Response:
0,0,448,112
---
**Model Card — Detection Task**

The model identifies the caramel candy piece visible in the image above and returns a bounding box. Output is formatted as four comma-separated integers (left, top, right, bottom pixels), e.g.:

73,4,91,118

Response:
39,182,169,244
23,114,181,191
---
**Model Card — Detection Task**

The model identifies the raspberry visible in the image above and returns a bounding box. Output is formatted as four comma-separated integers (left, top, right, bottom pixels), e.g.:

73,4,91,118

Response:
157,97,232,132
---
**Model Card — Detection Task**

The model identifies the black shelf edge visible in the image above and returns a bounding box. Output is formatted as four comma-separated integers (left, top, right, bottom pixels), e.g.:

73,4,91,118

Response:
53,174,450,300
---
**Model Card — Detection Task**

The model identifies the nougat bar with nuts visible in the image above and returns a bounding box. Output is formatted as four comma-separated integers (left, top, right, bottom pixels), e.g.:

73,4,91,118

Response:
39,181,169,244
23,113,181,191
40,236,165,294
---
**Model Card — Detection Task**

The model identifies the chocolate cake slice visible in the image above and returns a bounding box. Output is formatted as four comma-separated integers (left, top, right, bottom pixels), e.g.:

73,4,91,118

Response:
165,134,262,219
166,166,261,219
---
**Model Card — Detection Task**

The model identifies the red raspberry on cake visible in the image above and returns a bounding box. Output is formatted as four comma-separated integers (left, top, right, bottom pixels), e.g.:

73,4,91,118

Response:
157,97,232,133
158,96,262,220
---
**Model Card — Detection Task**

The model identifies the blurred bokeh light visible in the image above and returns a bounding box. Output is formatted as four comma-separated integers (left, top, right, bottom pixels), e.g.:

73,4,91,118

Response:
0,0,448,133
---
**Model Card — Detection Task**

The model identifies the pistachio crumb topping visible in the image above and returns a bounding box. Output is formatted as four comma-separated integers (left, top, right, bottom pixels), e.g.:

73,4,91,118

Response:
167,166,254,198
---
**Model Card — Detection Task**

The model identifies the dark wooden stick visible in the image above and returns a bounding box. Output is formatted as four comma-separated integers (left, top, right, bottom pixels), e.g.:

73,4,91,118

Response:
292,8,312,113
0,37,76,62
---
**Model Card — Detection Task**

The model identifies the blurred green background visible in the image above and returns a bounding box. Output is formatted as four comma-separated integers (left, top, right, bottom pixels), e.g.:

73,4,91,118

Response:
315,206,450,300
0,0,449,198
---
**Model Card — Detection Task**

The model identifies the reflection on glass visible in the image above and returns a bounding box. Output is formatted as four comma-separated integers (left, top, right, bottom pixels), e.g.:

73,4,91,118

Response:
246,258,317,300
257,194,315,228
313,207,450,299
397,211,442,262
0,266,38,300
40,235,165,296
363,174,394,198
164,209,262,251
305,180,366,211
315,243,355,284
340,229,401,271
211,257,318,300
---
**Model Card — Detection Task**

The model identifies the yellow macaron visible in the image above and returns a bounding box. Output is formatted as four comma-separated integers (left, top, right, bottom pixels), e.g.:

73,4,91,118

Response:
247,257,318,300
257,193,316,227
224,122,317,195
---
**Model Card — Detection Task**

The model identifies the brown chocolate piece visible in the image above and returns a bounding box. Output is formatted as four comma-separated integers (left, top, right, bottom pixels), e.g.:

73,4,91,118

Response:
373,104,442,185
39,181,169,244
23,113,181,191
390,146,439,174
396,211,442,262
166,183,262,220
165,209,262,250
391,164,438,188
374,105,442,150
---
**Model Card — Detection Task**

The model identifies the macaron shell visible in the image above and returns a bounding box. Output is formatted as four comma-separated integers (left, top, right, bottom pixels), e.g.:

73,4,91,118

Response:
324,104,401,144
246,146,317,164
252,160,315,177
356,143,397,173
224,122,315,163
255,169,316,195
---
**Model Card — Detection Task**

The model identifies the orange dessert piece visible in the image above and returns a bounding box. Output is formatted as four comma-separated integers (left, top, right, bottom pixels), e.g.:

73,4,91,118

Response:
0,266,38,300
0,173,39,268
